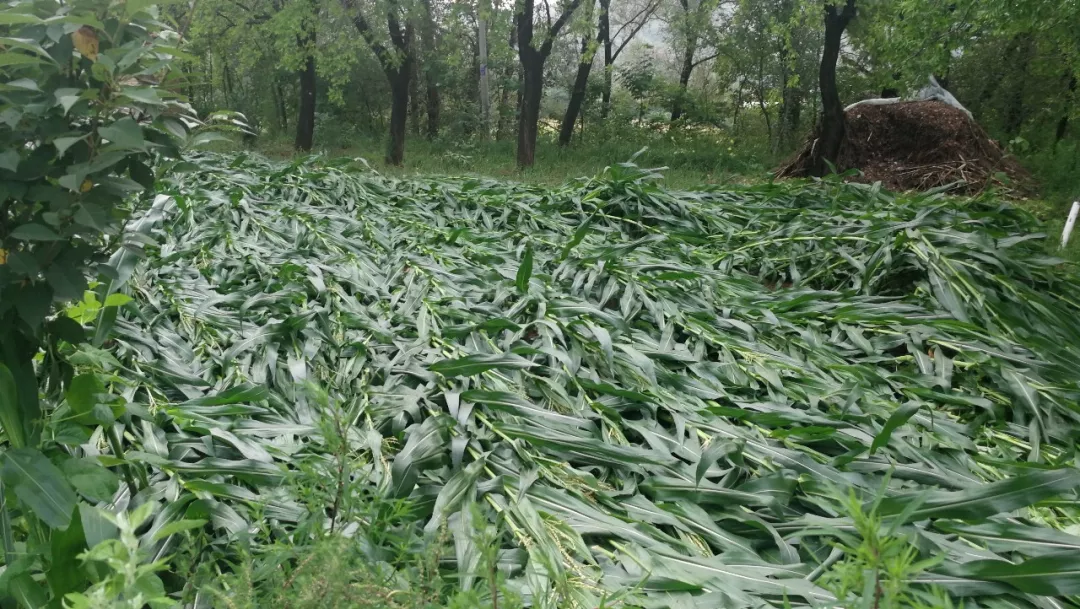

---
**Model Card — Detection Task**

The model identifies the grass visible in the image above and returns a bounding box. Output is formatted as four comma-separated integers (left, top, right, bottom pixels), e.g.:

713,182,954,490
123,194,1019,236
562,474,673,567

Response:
251,121,777,189
70,152,1080,608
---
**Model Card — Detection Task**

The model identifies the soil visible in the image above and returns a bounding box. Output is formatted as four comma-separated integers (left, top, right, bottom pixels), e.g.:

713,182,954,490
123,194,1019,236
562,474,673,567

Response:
778,101,1033,194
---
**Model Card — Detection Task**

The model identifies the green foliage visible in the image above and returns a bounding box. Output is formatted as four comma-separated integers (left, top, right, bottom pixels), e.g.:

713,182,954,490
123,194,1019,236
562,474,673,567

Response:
0,0,231,605
64,504,177,609
69,150,1080,608
817,487,952,609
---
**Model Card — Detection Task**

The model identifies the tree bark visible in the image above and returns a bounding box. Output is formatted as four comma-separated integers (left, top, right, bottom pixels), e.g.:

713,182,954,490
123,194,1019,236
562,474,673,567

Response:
517,51,544,167
426,74,441,139
670,41,695,122
559,35,595,146
810,0,856,177
599,0,612,119
670,0,696,123
1056,75,1077,144
420,0,440,139
294,53,316,152
275,79,289,132
775,38,802,154
388,65,409,164
409,61,421,136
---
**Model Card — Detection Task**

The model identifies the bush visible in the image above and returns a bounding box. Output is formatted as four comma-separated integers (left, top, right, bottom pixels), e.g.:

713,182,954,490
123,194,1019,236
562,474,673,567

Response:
0,0,198,604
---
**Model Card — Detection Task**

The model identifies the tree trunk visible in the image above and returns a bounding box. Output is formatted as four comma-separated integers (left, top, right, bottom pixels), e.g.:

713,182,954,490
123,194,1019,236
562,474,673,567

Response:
786,88,801,146
421,0,440,139
514,0,584,166
517,52,543,167
347,2,413,162
409,62,421,136
388,66,410,165
810,0,856,177
732,77,744,135
671,43,695,122
1004,34,1034,138
1056,75,1077,144
776,78,802,153
426,75,440,139
295,54,316,152
775,41,801,154
276,79,289,132
559,36,594,146
496,83,512,140
599,0,612,119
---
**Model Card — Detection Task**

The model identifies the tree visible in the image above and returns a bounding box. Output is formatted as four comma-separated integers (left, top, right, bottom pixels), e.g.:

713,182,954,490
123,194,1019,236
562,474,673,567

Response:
810,0,856,176
515,0,586,167
347,0,414,165
295,0,320,150
668,0,727,123
558,3,599,146
188,0,324,150
419,0,441,139
559,0,660,144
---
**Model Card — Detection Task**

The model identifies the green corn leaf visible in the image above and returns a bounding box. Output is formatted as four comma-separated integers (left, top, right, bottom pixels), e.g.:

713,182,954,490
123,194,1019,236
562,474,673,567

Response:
876,469,1080,523
0,448,77,530
0,363,25,449
942,553,1080,596
429,353,537,378
870,401,921,455
516,245,533,293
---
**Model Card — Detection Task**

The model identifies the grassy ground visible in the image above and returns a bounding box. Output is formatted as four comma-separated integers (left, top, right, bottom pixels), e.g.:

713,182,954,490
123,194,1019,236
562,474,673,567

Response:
243,129,1080,260
252,126,776,189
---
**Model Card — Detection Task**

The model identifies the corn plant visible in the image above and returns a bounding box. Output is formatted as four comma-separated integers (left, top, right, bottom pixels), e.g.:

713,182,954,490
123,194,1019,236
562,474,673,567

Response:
71,152,1080,608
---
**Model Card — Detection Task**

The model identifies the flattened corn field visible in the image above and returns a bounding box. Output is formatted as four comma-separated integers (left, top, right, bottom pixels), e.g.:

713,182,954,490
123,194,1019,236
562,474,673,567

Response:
110,154,1080,607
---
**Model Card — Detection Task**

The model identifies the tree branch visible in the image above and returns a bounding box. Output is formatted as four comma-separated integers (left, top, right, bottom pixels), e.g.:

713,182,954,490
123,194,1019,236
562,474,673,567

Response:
690,50,720,69
610,0,660,44
344,0,394,75
611,0,660,61
539,0,585,57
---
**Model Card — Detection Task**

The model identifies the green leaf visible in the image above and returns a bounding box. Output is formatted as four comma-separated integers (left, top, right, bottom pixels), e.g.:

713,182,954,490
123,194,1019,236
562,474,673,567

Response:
61,458,119,502
424,458,485,536
695,440,740,486
0,13,42,25
66,373,106,421
428,353,537,378
560,217,592,260
937,521,1080,555
876,469,1080,523
1,448,78,529
943,553,1080,596
54,88,82,114
0,52,45,67
54,135,86,155
7,573,47,609
10,223,61,241
0,149,18,172
179,384,268,407
870,401,921,455
98,117,145,150
80,504,117,548
390,417,446,498
516,245,533,293
0,363,26,449
150,518,207,541
47,505,88,599
103,293,132,307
